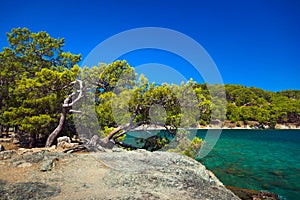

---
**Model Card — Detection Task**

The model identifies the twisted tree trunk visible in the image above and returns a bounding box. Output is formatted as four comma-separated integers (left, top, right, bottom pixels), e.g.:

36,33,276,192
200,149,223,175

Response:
45,107,67,147
45,80,83,147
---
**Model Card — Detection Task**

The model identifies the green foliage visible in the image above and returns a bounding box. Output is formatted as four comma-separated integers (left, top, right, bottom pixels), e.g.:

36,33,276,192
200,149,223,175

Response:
141,135,169,152
277,90,300,100
167,130,203,158
3,66,79,145
101,126,116,137
199,119,207,126
98,60,136,93
6,27,81,71
0,28,81,147
224,84,300,126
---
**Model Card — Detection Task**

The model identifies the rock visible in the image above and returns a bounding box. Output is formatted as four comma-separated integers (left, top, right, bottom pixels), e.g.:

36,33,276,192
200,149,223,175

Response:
97,151,240,199
96,145,107,152
207,170,224,186
1,150,241,199
0,150,16,160
112,146,126,152
57,136,71,143
226,186,280,200
0,145,5,151
0,181,61,199
263,125,270,129
57,141,79,149
13,151,47,163
12,151,64,169
17,162,32,168
57,136,79,149
254,191,280,200
39,158,55,171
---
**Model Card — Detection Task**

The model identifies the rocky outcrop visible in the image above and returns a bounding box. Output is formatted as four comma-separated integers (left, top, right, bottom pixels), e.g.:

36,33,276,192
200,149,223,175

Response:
56,136,79,149
97,150,240,200
0,149,280,199
226,186,280,200
0,149,240,200
0,150,16,160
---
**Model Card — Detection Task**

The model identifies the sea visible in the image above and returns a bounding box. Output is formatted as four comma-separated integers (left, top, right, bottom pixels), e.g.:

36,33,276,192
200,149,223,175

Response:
124,129,300,200
196,129,300,200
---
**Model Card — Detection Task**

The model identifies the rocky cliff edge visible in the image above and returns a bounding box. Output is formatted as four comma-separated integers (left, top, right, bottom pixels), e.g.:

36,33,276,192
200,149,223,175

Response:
0,149,240,200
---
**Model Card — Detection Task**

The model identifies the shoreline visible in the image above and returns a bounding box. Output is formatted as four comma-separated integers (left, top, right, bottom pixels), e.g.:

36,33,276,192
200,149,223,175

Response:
133,123,300,131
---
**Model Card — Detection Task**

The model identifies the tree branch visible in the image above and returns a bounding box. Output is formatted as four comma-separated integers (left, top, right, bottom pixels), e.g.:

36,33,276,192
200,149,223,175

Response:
69,109,82,113
62,80,83,107
50,80,76,91
114,140,138,150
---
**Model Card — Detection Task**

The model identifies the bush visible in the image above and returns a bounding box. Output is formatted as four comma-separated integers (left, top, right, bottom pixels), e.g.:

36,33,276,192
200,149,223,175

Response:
167,130,203,158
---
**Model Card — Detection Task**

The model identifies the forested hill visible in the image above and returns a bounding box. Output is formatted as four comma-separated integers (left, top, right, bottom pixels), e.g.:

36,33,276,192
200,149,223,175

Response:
214,84,299,126
277,90,300,100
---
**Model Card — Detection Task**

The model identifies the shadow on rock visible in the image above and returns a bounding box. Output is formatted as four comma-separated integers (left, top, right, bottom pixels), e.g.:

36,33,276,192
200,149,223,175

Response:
0,180,61,200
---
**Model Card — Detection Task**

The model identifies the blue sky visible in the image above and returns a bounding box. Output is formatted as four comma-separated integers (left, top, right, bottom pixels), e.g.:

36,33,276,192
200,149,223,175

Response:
1,0,299,91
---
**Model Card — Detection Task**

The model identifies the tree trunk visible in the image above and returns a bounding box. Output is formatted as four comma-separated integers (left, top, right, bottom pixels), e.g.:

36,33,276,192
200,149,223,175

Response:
14,126,19,135
45,107,67,147
4,126,9,138
106,126,122,140
45,80,83,147
29,133,36,148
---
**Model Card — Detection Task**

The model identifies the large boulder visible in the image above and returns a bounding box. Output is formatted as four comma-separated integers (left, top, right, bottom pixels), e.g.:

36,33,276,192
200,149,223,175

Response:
96,151,240,200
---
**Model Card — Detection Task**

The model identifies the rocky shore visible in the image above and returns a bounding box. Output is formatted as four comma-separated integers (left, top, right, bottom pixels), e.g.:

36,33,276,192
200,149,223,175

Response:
134,121,300,130
0,148,280,200
203,120,300,129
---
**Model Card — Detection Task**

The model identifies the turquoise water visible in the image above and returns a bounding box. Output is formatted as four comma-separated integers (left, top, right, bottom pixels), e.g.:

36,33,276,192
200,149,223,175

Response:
196,129,300,200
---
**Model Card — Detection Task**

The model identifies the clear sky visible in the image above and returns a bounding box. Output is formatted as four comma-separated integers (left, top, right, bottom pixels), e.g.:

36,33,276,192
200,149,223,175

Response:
1,0,299,91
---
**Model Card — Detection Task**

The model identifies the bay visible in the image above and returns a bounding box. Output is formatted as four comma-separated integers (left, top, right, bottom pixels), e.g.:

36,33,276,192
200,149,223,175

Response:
196,129,300,200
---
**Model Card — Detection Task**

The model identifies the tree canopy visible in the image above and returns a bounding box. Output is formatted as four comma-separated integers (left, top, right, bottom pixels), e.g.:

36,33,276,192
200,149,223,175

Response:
223,84,300,127
1,28,299,150
0,28,81,147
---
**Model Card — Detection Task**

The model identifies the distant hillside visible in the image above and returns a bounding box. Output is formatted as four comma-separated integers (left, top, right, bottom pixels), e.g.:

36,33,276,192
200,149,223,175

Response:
194,84,300,128
277,90,300,100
